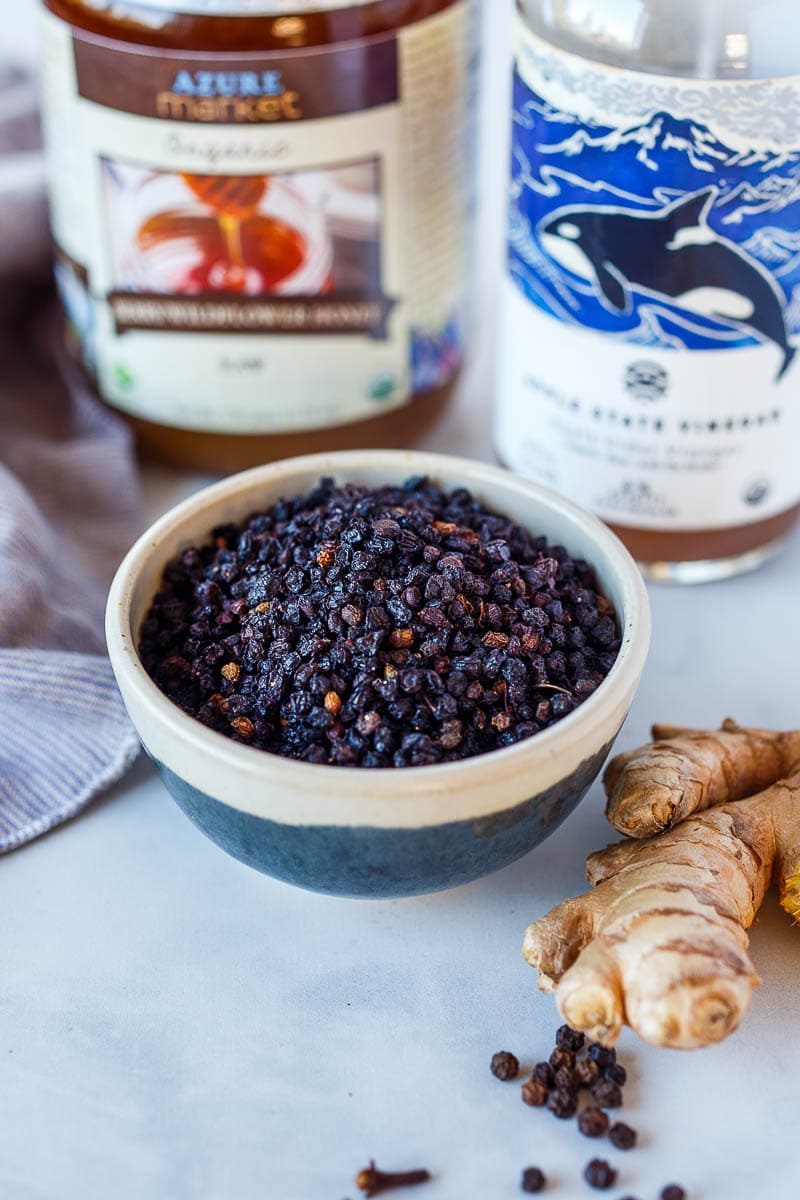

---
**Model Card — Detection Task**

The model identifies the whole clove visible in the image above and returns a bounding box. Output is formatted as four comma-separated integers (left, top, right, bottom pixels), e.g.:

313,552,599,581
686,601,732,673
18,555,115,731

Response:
355,1161,432,1197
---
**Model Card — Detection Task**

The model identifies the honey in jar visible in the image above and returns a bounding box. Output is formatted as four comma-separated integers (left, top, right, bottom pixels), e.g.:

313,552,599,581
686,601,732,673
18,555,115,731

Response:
40,1,477,471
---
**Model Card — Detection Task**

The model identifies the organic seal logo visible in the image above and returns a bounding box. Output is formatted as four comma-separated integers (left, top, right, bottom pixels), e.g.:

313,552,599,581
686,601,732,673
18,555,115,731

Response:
744,478,771,507
624,361,668,402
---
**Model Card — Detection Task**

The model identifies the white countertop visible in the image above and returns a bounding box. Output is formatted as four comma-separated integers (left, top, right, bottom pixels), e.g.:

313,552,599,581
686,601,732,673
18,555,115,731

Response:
4,527,800,1200
4,3,800,1198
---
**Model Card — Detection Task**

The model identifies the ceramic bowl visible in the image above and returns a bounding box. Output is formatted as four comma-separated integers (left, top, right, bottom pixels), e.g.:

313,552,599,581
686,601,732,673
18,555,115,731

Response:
106,450,650,899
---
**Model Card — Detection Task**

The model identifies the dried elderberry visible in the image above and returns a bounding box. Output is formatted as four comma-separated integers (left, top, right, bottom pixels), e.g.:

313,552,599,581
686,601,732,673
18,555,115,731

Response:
520,1166,546,1193
547,1088,577,1119
604,1062,627,1086
587,1043,616,1069
575,1058,601,1088
490,1051,519,1081
140,477,621,768
531,1061,555,1087
583,1159,618,1190
578,1106,610,1138
549,1047,576,1073
521,1078,549,1108
555,1024,585,1053
553,1065,578,1093
608,1122,637,1151
592,1079,623,1110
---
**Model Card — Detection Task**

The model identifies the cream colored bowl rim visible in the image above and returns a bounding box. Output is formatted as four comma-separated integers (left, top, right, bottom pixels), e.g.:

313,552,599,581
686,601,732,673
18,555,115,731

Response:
106,450,651,808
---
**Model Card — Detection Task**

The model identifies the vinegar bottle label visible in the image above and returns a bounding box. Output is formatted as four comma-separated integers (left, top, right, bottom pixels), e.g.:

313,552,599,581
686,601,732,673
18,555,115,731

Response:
496,17,800,531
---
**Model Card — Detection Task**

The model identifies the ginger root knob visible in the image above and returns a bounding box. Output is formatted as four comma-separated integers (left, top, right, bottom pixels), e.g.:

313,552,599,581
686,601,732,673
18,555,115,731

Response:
524,722,800,1049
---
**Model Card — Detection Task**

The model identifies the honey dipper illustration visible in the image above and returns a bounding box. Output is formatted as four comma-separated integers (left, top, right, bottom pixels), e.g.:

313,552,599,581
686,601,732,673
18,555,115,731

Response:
182,173,269,288
135,171,313,294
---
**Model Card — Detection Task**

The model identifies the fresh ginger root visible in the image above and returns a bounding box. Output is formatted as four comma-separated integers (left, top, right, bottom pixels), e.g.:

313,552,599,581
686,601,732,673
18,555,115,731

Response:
523,722,800,1049
605,719,800,838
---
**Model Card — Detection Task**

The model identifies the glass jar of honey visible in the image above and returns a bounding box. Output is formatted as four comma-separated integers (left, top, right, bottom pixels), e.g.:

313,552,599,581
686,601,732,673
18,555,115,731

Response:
40,1,477,471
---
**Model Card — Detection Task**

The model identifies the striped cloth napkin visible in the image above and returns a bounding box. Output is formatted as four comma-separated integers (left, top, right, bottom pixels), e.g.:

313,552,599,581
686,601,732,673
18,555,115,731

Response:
0,61,142,851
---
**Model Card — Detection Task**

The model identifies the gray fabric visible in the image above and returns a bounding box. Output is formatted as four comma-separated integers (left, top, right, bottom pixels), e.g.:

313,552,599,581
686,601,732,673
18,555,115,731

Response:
0,61,142,851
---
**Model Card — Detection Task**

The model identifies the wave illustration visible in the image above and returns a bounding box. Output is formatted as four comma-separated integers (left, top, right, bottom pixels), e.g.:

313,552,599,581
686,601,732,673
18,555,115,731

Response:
510,75,800,350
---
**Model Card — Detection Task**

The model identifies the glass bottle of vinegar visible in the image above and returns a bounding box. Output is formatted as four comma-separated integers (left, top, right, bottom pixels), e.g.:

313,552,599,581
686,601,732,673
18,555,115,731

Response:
40,0,477,471
496,0,800,581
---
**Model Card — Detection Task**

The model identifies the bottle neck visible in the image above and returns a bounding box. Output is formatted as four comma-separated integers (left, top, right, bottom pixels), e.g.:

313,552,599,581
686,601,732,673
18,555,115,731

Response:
518,0,800,80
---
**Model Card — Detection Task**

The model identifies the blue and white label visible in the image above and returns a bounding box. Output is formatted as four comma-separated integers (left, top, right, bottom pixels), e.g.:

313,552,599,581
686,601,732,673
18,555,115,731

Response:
496,20,800,531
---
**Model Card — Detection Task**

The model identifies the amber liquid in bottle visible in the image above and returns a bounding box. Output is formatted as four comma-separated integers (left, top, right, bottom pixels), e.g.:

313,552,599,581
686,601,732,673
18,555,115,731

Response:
44,0,463,472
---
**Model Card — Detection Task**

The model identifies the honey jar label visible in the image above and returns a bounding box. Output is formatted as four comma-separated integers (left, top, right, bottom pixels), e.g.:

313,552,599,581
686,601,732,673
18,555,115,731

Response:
40,2,475,433
496,17,800,531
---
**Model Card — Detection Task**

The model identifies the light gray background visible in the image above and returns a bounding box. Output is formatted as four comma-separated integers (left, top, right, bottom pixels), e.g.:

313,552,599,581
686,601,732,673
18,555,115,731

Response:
3,4,800,1199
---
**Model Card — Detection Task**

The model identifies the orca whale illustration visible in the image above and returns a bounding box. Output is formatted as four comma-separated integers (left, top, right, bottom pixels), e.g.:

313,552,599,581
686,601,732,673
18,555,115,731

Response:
539,187,796,380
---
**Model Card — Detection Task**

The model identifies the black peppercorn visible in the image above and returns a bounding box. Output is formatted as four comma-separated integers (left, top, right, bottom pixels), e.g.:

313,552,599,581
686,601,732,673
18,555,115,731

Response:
532,1061,555,1088
577,1106,610,1138
575,1058,600,1088
604,1062,627,1086
592,1079,623,1109
547,1088,577,1119
661,1187,687,1200
520,1166,546,1193
521,1078,549,1108
583,1159,618,1190
608,1122,637,1151
555,1024,585,1052
587,1043,616,1069
491,1051,520,1081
